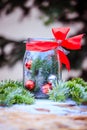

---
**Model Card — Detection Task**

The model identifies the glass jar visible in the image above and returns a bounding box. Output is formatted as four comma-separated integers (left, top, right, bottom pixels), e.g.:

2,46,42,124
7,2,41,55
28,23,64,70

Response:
23,38,62,99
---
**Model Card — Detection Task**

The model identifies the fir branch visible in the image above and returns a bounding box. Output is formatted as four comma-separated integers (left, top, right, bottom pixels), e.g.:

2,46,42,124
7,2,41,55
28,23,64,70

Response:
0,80,35,106
48,78,87,104
49,82,69,102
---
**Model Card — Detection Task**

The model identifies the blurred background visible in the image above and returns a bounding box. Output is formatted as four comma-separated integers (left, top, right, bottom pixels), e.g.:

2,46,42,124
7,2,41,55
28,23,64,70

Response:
0,0,87,81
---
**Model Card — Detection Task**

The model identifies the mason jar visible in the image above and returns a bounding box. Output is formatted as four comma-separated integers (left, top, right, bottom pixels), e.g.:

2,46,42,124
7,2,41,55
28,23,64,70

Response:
23,38,62,99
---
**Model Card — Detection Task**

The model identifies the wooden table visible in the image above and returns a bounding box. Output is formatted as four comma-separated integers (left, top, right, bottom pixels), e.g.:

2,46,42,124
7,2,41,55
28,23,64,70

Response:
0,99,87,130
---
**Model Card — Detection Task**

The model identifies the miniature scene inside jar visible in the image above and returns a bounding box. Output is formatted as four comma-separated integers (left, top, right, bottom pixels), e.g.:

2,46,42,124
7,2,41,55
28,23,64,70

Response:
23,38,60,99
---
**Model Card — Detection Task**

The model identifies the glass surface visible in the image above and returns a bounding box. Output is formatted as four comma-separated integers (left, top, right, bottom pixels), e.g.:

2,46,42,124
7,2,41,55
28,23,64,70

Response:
23,38,62,99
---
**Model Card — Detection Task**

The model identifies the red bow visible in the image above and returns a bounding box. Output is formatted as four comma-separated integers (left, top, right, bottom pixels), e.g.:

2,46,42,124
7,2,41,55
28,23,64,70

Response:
26,27,84,71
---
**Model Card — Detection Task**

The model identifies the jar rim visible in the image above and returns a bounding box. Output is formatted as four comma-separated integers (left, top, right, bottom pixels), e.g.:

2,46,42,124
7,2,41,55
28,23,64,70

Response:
23,38,54,43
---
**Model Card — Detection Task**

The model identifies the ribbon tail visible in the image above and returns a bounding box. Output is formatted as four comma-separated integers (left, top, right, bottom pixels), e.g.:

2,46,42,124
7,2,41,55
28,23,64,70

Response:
62,34,84,50
57,50,70,71
52,27,70,40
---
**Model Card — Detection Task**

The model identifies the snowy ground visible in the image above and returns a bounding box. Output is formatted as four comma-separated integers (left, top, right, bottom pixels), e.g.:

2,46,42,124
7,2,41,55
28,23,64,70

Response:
1,99,87,116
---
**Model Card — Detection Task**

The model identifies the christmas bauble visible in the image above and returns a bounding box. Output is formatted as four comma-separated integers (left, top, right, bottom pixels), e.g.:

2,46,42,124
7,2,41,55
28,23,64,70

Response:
25,60,32,69
42,83,52,94
48,74,57,86
25,80,35,90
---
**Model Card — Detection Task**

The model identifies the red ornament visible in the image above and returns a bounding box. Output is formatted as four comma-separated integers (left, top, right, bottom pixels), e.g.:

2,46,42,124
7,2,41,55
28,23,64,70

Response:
25,60,32,69
25,80,35,90
42,83,52,94
48,82,52,86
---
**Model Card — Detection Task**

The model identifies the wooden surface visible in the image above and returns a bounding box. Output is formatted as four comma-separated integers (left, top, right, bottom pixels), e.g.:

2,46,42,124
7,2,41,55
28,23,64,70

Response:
0,99,87,130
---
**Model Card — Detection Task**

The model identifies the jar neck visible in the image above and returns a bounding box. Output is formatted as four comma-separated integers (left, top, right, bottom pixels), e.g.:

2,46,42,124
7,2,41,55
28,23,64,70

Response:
24,38,54,43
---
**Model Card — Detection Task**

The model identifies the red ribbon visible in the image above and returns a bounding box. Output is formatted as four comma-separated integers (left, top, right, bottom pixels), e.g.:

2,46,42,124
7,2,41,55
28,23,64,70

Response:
26,27,84,71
